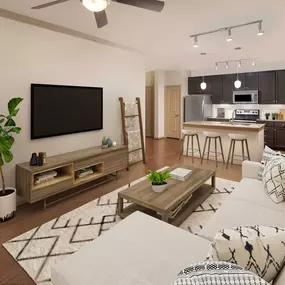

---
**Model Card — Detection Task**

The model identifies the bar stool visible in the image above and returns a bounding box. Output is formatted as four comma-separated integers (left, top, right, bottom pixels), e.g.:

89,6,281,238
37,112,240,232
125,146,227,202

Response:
201,131,225,167
226,133,250,169
180,129,202,162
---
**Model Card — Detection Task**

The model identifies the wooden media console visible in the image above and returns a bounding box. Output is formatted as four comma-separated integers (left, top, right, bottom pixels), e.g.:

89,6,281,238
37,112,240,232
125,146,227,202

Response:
16,145,128,208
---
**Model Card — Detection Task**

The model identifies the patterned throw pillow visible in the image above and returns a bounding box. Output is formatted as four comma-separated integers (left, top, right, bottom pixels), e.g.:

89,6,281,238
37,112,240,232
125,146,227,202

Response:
258,146,281,180
263,156,285,203
208,226,285,282
172,261,269,285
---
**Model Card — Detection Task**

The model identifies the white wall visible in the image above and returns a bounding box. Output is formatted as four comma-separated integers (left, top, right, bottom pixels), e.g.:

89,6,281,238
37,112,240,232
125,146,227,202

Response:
154,70,165,138
0,17,145,198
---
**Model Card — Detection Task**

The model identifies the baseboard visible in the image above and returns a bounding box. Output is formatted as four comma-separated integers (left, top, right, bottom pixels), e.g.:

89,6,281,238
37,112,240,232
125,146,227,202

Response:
154,136,165,140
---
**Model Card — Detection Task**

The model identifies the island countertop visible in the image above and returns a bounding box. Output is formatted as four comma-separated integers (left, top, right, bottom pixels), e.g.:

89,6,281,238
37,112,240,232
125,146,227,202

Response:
183,121,265,132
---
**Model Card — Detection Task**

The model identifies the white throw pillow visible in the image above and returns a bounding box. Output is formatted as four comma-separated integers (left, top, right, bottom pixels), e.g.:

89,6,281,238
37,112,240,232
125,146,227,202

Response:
263,156,285,203
172,261,269,285
258,146,281,180
208,226,285,282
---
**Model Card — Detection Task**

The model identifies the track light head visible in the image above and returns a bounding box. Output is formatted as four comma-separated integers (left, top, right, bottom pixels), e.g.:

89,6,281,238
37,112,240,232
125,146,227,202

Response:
215,63,219,70
252,59,256,66
226,62,229,69
238,60,242,68
227,29,233,42
193,36,199,48
257,21,264,36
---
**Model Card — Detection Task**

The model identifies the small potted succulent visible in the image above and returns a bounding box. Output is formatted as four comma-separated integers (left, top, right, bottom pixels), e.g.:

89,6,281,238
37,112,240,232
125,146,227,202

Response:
147,170,172,193
101,136,109,149
265,113,270,120
272,113,277,120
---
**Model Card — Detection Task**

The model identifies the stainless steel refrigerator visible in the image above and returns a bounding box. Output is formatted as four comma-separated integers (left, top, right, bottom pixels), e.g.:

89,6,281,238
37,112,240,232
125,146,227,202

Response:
184,95,212,122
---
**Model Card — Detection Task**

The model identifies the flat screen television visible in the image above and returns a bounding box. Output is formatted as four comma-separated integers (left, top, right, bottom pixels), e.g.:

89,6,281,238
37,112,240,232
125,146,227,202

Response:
31,84,103,139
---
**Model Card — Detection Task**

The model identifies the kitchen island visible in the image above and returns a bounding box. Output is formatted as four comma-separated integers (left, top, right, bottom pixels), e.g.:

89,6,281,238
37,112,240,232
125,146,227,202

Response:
182,121,265,164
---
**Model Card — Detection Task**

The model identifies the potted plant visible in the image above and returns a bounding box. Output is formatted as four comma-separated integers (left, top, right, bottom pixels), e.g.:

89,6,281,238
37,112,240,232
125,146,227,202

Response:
0,97,23,223
101,136,109,149
265,113,270,120
147,170,172,193
272,113,277,120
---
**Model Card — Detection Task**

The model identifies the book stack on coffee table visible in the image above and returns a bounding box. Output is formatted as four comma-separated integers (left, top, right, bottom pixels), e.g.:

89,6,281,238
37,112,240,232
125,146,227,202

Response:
170,167,193,181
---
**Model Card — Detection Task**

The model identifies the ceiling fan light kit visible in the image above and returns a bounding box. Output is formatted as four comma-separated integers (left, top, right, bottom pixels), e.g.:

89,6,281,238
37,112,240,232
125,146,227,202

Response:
81,0,110,12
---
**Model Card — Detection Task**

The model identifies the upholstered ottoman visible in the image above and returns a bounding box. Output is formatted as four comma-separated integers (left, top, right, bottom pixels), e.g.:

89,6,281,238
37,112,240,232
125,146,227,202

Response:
51,211,211,285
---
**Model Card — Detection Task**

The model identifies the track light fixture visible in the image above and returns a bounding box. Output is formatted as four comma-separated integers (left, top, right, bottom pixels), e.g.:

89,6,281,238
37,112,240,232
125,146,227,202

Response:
190,20,264,48
227,29,233,42
257,21,264,36
215,58,258,70
193,36,199,48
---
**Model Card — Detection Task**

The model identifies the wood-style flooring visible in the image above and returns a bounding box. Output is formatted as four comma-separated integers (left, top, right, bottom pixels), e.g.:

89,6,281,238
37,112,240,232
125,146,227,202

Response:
0,138,242,285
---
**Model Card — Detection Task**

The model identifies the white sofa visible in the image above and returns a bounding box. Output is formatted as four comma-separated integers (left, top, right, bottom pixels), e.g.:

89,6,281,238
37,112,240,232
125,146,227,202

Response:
51,161,285,285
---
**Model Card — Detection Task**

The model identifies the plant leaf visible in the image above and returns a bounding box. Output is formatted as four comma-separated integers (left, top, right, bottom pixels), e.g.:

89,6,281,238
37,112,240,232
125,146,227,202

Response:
0,136,14,154
3,150,13,163
0,119,4,124
0,154,3,167
5,118,16,127
8,97,23,115
10,108,19,117
7,127,21,134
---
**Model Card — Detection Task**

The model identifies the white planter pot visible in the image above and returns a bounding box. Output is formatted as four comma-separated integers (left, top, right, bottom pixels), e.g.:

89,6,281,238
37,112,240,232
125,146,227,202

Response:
0,187,16,223
152,184,168,193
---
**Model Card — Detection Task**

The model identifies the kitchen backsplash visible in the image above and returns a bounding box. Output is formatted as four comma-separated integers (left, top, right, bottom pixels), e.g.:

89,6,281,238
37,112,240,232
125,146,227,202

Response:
212,104,285,119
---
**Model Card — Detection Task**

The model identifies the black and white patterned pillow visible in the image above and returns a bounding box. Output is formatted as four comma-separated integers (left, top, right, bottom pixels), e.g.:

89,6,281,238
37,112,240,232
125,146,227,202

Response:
263,156,285,203
208,226,285,282
172,261,269,285
258,146,281,180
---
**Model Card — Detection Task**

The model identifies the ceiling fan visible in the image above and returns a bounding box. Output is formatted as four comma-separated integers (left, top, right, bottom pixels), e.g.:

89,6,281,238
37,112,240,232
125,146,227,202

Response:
31,0,165,28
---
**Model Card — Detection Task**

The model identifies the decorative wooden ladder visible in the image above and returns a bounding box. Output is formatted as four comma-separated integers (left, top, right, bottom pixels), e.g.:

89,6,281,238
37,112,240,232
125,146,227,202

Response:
119,97,146,170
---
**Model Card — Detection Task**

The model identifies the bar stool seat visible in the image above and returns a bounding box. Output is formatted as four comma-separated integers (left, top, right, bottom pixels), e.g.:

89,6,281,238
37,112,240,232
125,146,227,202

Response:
226,133,250,169
180,129,201,162
201,132,225,167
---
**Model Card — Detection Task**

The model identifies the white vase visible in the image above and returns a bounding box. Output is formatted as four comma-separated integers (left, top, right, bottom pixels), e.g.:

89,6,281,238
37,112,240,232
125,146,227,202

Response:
152,184,168,193
0,187,16,223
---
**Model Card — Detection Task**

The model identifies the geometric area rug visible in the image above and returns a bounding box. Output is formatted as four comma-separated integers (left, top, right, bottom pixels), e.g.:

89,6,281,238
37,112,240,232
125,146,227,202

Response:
3,167,238,285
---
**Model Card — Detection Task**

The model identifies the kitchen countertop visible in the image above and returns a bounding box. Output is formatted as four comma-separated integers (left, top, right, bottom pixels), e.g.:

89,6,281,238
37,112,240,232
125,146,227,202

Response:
257,119,285,122
183,121,265,132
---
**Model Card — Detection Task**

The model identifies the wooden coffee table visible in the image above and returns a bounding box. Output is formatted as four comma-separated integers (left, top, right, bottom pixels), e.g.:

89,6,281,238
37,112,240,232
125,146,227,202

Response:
118,164,215,226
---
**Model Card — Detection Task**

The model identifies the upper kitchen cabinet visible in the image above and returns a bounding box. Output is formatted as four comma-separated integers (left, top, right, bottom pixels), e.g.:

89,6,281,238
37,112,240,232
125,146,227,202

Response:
206,75,223,104
222,74,233,103
188,77,203,94
276,70,285,104
259,71,276,104
233,72,258,91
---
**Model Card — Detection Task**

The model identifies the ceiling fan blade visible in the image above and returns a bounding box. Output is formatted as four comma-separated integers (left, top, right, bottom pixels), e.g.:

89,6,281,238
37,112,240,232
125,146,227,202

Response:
31,0,70,9
116,0,165,12
94,10,108,28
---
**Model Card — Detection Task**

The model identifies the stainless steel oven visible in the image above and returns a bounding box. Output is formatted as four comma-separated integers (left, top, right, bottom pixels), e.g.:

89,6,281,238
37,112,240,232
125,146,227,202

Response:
233,90,259,104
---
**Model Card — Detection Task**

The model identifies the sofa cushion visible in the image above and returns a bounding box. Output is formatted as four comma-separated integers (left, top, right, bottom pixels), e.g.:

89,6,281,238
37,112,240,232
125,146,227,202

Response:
172,261,269,285
51,211,211,285
208,226,285,282
198,198,285,242
258,146,281,180
263,156,285,203
230,178,285,212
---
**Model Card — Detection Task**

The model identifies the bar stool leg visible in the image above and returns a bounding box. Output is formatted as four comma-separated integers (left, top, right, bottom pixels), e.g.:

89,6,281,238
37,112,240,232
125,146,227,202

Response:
196,134,202,158
226,139,233,169
245,139,251,161
179,134,186,160
231,140,236,164
241,140,245,162
186,135,190,156
191,135,194,163
218,136,225,163
214,137,218,167
201,137,208,164
207,138,211,160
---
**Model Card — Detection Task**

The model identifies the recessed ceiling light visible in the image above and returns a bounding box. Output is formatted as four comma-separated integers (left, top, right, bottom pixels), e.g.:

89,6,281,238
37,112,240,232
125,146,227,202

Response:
235,47,242,50
200,53,207,55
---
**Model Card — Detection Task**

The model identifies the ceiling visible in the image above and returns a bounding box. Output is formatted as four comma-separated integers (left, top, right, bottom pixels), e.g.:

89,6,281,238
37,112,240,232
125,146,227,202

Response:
0,0,285,71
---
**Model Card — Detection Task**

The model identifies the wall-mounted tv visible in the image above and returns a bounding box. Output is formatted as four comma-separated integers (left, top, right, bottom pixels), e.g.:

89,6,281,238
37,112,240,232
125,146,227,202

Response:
31,84,103,140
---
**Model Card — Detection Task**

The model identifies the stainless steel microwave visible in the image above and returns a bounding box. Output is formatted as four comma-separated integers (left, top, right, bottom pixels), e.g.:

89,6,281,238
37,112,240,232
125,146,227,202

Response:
233,90,259,104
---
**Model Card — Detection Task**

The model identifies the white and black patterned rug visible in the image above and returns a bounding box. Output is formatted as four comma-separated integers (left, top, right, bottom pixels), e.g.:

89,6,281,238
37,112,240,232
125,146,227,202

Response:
3,169,237,285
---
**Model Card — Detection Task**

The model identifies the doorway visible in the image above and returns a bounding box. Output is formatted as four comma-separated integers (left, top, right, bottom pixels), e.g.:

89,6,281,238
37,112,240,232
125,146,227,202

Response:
145,86,154,138
164,85,181,139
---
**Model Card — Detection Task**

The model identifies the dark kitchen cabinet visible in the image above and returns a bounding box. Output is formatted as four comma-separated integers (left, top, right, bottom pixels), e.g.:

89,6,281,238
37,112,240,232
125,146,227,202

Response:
276,70,285,104
259,71,276,104
188,77,203,94
245,72,259,90
206,75,223,104
274,122,285,150
222,74,233,103
260,121,275,149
